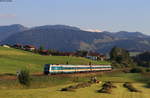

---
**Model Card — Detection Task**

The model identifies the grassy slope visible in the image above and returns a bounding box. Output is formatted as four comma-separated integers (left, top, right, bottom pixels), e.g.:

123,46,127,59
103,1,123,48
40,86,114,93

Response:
0,72,150,98
0,83,149,98
0,73,145,89
1,47,150,98
0,47,110,74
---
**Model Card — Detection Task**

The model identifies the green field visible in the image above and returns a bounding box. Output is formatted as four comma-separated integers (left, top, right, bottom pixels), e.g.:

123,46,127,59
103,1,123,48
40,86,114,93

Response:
0,47,150,98
0,73,150,98
1,83,150,98
0,47,110,74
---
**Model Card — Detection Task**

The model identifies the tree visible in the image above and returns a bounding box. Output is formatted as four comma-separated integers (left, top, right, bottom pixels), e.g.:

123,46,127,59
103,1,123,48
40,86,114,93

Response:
39,45,44,52
110,46,135,68
48,49,60,56
76,50,88,57
134,52,150,67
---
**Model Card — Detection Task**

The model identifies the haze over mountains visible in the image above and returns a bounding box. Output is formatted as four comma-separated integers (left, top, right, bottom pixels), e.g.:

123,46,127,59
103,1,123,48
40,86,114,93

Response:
0,24,150,54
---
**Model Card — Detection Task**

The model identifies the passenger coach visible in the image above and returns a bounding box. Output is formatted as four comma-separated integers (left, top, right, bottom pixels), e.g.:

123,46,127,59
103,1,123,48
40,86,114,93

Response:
44,64,112,74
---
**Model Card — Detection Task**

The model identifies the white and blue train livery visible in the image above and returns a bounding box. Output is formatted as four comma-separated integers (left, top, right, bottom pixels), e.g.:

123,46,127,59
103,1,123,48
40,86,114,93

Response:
44,64,112,74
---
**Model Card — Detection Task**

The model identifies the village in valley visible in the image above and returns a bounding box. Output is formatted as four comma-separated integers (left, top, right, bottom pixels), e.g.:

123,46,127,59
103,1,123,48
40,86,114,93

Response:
1,44,107,61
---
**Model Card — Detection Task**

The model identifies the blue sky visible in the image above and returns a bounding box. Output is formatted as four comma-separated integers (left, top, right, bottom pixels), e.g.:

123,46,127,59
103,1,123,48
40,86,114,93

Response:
0,0,150,34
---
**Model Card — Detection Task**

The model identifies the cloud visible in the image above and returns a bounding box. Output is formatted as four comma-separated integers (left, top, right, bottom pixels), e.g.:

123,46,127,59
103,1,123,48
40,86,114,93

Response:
0,14,16,18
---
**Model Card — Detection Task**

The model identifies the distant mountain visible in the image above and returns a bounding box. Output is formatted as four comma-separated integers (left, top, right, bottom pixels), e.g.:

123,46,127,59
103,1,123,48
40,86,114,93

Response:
32,25,81,31
1,24,150,54
1,25,110,51
0,24,27,41
113,31,148,39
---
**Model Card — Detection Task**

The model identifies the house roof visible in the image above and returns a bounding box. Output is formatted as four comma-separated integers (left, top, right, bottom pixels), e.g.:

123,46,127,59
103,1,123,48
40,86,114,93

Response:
40,50,49,53
24,45,36,48
88,52,101,56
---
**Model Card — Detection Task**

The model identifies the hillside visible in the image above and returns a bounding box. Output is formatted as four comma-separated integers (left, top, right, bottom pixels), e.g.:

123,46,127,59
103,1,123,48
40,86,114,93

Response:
0,47,109,74
0,73,150,98
0,83,150,98
1,24,150,54
1,25,109,52
0,24,27,41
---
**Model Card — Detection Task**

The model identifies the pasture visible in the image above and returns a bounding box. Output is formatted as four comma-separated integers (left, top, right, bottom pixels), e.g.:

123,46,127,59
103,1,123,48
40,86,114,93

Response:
0,47,150,98
0,73,150,98
0,47,109,74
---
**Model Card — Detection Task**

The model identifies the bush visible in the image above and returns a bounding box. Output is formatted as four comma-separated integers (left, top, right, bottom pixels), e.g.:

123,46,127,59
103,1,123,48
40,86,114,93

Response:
130,67,144,73
17,69,30,86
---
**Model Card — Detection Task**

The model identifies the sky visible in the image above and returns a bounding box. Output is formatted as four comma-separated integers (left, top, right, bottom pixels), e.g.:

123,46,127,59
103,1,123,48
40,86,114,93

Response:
0,0,150,34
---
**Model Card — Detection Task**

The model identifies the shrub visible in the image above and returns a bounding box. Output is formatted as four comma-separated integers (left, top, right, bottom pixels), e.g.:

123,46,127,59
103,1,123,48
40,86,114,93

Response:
130,67,144,73
17,69,30,86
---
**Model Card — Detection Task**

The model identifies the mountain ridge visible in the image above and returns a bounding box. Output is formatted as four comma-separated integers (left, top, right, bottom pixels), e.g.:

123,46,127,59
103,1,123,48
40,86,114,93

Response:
1,24,150,54
0,24,28,41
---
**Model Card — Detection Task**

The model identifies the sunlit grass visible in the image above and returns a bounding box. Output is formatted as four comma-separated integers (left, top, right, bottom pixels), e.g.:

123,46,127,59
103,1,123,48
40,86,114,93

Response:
0,47,110,74
0,83,150,98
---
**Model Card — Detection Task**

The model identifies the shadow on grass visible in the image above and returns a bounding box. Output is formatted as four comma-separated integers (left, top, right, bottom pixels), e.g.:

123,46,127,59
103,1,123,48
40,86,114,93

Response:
0,73,16,76
133,72,150,88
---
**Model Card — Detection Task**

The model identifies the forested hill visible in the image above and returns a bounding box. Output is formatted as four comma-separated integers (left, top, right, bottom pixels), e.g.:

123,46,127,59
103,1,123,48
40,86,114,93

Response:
1,24,150,54
0,24,27,41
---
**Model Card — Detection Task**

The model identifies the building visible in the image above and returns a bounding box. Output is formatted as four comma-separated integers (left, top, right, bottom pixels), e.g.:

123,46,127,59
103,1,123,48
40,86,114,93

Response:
39,50,51,55
24,45,36,51
86,52,106,61
13,44,23,49
1,44,10,48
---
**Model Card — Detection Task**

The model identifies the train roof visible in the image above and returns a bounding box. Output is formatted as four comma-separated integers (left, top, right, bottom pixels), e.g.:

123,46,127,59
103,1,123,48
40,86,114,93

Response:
45,64,111,66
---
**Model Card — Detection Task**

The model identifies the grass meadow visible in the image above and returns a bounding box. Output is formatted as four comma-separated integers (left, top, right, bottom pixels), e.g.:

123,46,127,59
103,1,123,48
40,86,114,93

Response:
0,47,109,74
0,47,150,98
0,73,150,98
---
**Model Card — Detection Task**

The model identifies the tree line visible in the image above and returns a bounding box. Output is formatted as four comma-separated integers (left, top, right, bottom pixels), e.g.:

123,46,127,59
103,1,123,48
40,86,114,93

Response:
109,46,150,70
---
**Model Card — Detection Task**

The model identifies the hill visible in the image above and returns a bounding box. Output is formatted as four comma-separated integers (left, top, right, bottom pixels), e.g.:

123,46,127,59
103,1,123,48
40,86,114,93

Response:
0,24,27,41
1,24,150,54
0,47,109,74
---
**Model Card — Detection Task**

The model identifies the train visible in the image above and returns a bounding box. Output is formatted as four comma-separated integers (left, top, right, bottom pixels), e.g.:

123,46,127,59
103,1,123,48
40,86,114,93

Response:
44,64,112,74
